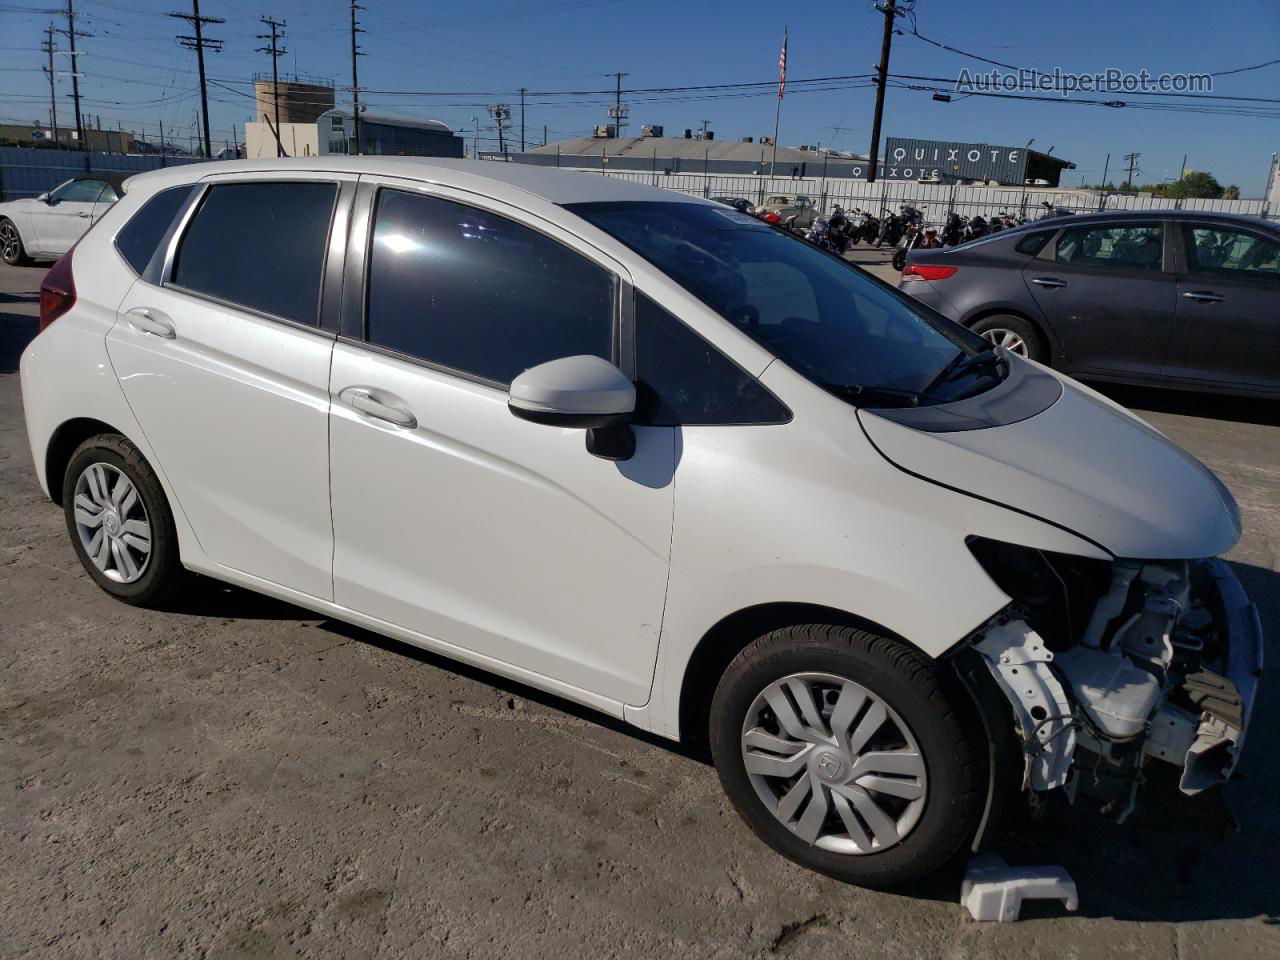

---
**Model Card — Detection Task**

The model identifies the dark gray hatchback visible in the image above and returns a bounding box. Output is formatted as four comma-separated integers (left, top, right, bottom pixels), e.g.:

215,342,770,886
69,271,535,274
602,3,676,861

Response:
898,211,1280,399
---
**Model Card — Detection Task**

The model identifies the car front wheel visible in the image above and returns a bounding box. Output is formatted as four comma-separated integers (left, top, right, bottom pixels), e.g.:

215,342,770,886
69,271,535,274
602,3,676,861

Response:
0,217,31,266
710,624,987,888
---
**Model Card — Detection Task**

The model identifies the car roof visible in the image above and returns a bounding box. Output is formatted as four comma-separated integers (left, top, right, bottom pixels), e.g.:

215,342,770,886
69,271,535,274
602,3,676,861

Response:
121,156,716,208
1008,208,1276,231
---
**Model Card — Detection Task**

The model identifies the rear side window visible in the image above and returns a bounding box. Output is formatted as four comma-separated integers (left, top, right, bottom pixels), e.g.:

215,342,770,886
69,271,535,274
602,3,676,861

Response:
1054,223,1164,272
115,185,193,275
634,293,789,426
172,181,337,325
1014,231,1052,257
365,189,615,385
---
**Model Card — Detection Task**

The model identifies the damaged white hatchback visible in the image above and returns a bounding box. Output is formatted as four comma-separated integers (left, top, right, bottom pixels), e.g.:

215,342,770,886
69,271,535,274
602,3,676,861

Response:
20,159,1262,889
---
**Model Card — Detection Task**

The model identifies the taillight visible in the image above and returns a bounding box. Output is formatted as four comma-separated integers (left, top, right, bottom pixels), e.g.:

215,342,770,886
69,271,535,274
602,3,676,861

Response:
39,244,77,331
900,263,958,282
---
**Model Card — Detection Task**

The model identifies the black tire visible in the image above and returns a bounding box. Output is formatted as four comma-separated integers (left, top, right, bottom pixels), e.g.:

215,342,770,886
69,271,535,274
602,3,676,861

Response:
709,624,987,889
63,433,192,607
0,217,32,266
891,249,907,271
968,313,1048,363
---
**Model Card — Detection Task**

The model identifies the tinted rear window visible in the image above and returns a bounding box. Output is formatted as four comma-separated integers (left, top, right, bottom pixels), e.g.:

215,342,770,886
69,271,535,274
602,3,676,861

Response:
115,185,193,275
172,181,337,325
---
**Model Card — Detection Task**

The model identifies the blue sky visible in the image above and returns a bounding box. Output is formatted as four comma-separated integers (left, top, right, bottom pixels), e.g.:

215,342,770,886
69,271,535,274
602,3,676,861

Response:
2,0,1277,194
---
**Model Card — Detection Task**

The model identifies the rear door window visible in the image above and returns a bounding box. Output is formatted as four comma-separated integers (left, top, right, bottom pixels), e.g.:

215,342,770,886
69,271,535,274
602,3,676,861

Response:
172,181,337,325
115,185,193,275
1054,223,1164,272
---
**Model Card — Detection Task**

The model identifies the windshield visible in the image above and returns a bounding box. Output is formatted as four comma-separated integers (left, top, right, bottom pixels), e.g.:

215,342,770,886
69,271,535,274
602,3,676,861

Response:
567,201,996,406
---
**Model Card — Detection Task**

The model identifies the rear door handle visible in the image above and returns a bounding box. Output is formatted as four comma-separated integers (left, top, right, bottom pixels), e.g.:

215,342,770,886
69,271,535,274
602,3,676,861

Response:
1182,290,1225,303
76,212,91,218
124,307,176,338
1030,277,1067,288
339,387,417,429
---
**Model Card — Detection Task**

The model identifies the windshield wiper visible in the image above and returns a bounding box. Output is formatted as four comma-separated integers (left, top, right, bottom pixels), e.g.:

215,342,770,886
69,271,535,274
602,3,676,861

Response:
923,345,1005,396
819,383,932,408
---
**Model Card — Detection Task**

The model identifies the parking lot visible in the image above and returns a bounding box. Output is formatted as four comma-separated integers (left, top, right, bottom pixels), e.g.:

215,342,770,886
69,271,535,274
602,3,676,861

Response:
2,256,1278,959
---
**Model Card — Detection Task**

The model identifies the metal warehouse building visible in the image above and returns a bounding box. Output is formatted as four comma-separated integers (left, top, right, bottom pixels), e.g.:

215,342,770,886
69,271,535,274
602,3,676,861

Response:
508,133,1073,186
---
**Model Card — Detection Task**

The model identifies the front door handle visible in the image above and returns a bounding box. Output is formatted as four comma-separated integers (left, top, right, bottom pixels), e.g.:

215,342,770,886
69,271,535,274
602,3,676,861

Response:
1030,277,1067,288
340,387,417,429
1182,290,1225,303
124,307,176,338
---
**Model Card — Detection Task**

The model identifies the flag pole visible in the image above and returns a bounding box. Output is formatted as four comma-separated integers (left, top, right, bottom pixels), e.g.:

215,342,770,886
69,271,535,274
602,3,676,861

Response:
771,26,787,178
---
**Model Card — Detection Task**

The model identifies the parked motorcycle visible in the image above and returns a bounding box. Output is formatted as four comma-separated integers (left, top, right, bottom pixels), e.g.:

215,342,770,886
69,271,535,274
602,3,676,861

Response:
1037,200,1074,220
961,215,990,243
892,212,940,271
940,211,965,247
851,208,879,245
826,206,853,253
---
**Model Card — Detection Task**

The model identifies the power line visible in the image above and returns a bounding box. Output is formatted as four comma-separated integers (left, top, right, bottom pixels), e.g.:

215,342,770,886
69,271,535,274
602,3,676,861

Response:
169,0,223,159
55,0,90,150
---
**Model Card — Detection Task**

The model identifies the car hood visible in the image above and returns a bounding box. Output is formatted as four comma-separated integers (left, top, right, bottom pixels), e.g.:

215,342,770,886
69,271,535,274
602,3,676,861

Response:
0,198,40,214
857,372,1241,559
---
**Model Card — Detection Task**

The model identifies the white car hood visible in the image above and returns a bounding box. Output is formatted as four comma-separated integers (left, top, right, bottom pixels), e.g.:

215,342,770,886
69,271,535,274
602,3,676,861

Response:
857,376,1241,559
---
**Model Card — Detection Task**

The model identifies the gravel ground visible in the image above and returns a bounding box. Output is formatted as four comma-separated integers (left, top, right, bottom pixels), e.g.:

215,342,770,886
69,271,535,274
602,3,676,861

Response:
2,259,1278,959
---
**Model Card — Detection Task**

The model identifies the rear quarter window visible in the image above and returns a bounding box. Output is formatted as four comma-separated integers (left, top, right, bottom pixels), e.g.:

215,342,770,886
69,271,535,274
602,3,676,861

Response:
1013,231,1053,257
114,185,194,275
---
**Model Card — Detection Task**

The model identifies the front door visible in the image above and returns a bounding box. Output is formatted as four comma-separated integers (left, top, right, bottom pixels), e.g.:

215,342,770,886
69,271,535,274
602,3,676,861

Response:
328,183,675,706
40,179,111,255
105,175,347,598
1167,223,1280,393
1023,220,1177,379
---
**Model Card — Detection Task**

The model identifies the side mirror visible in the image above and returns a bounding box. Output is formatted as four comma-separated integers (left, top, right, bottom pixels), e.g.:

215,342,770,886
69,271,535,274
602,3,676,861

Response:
39,193,53,205
508,355,636,461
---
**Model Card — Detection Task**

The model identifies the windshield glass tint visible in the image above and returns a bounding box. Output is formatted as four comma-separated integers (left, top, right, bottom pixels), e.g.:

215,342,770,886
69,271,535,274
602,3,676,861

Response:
567,201,984,401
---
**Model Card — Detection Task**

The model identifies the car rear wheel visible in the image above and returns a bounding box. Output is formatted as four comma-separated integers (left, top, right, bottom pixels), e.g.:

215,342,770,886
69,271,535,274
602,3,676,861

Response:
969,314,1046,363
709,624,987,888
63,434,192,607
0,218,31,266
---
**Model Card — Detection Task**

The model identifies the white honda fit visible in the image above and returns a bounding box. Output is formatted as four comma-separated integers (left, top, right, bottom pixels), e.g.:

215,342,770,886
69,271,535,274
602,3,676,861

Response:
20,158,1260,888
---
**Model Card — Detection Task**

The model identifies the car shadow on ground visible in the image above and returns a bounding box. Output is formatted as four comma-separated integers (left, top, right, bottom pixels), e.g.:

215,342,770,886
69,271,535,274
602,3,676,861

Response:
168,559,1278,924
0,310,38,374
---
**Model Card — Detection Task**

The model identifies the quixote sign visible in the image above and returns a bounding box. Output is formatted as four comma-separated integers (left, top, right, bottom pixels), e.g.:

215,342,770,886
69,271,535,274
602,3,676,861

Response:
875,138,1032,184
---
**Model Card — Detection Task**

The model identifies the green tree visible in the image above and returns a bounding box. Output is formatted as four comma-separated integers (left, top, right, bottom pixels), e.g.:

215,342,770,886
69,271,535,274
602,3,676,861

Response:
1224,184,1240,200
1164,171,1225,199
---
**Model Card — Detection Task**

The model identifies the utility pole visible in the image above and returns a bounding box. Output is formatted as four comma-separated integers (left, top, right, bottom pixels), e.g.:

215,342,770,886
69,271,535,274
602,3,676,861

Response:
866,0,900,184
257,17,287,157
606,71,627,137
487,104,510,157
1123,151,1140,190
471,115,478,158
699,119,711,139
41,24,59,147
57,1,90,151
519,87,526,152
350,1,364,154
1179,153,1188,183
170,1,223,159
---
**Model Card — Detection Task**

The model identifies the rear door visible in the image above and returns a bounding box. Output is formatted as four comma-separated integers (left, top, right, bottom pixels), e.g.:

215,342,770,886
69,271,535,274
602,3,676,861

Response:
105,172,354,599
1022,220,1177,379
1167,222,1280,393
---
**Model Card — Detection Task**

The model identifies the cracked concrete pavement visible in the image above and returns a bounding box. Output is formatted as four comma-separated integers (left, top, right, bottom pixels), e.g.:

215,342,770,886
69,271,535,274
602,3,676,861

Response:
2,260,1278,958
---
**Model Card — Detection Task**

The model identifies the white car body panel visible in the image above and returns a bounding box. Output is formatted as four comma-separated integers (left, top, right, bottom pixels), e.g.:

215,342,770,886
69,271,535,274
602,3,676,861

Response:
0,179,121,259
18,156,1246,750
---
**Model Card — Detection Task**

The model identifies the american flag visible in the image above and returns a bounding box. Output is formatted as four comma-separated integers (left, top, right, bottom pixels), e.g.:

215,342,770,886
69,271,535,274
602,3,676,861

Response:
777,27,788,100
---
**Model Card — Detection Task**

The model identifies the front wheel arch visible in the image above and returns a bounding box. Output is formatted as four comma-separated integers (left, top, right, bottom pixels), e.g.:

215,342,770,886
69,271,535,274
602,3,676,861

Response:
677,602,924,752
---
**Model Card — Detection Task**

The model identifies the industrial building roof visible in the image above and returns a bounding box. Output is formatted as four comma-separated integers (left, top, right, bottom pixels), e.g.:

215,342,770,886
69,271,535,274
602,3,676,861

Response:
320,109,454,135
524,136,865,165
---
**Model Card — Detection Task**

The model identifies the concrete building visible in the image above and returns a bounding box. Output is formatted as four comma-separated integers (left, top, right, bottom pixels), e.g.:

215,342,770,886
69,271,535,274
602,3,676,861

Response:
252,74,336,127
245,109,463,159
0,123,135,154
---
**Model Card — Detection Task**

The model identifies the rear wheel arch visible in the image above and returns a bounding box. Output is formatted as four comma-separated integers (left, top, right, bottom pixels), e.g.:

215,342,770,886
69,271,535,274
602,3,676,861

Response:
46,418,129,505
676,602,925,751
963,307,1055,362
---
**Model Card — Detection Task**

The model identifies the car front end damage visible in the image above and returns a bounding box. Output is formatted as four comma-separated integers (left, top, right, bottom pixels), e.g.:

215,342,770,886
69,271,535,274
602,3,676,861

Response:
960,540,1262,825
